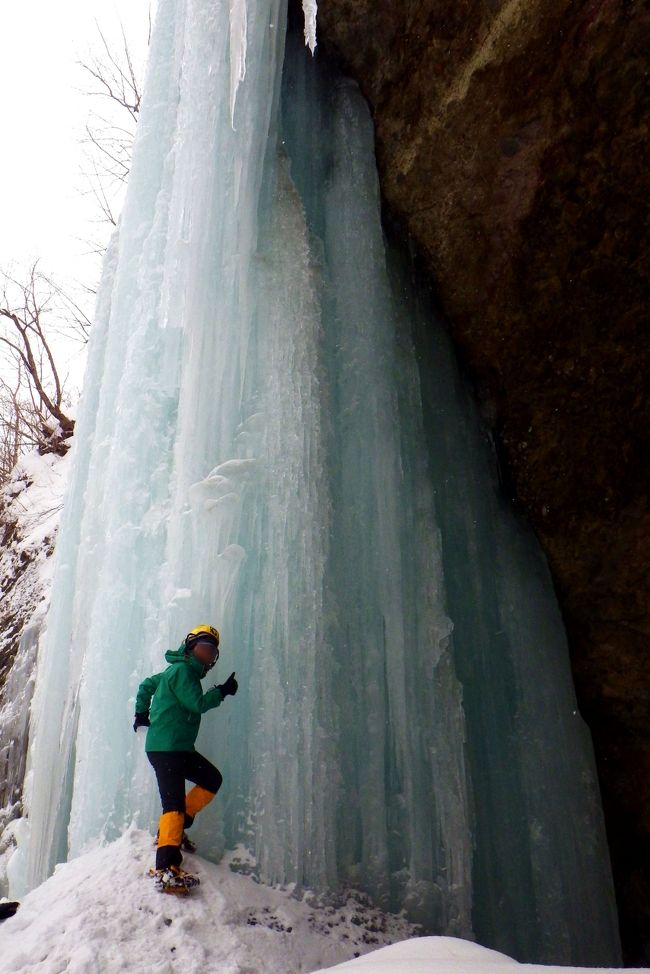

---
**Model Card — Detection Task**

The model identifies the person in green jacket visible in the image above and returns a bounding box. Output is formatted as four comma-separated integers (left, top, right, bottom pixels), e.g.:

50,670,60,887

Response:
133,624,238,891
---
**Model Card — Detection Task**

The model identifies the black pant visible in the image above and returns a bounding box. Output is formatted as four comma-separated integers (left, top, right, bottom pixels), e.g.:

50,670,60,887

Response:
147,750,222,868
147,750,222,818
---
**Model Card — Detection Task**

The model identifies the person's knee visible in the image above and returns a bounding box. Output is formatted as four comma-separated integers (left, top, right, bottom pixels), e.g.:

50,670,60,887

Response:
208,767,223,794
196,758,222,794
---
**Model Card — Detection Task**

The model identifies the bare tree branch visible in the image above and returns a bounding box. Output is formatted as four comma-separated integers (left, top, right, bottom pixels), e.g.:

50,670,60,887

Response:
0,265,78,477
40,274,92,342
76,16,149,238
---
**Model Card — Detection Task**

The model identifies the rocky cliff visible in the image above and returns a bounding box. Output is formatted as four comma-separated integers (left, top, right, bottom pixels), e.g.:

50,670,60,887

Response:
315,0,649,962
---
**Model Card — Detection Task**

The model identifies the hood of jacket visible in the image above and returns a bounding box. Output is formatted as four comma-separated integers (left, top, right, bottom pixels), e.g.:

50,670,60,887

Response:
164,642,207,677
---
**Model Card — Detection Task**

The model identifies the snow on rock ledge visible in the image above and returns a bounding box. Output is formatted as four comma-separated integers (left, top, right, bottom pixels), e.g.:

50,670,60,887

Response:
0,450,69,674
0,449,70,888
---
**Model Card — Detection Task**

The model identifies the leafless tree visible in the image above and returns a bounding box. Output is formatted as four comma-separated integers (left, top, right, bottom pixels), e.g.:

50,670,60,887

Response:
0,264,80,480
77,16,151,235
0,16,150,482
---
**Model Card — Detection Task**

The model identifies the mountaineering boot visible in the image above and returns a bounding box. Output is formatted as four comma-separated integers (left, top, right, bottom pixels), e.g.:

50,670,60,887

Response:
149,865,200,895
0,901,19,921
153,829,197,852
181,832,197,853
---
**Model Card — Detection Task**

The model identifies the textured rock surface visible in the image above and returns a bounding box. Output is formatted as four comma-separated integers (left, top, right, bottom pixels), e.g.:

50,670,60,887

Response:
315,0,649,963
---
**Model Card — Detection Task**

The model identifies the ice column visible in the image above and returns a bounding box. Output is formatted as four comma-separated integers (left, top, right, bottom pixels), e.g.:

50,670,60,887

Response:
19,0,292,889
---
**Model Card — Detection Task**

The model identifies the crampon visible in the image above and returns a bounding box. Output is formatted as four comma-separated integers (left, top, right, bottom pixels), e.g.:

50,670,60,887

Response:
149,865,200,895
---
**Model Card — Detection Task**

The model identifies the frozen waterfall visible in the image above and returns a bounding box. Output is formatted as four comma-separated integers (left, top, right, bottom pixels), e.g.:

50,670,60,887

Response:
9,0,621,965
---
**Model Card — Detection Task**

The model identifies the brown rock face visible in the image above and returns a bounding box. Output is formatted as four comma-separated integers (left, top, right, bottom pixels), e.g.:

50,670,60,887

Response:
316,0,649,963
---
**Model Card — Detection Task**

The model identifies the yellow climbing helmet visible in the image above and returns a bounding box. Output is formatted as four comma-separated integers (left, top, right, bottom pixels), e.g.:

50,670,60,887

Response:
189,623,220,643
185,624,220,656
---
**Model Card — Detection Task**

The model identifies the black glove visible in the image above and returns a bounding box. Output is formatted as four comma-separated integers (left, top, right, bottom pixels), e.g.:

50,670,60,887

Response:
216,672,238,698
133,712,150,732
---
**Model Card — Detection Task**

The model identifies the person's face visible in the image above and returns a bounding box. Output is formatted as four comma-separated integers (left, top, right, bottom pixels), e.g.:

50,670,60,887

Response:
192,640,219,667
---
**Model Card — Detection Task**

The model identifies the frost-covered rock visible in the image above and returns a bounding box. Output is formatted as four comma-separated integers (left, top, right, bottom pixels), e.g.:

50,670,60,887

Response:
0,449,70,891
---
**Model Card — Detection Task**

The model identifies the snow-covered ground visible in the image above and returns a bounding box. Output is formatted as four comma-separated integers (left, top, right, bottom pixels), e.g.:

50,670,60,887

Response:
0,828,416,973
0,828,641,974
311,939,643,974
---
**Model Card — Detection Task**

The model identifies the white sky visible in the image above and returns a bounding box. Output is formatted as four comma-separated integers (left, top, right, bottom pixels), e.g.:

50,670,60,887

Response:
1,0,153,282
0,0,154,390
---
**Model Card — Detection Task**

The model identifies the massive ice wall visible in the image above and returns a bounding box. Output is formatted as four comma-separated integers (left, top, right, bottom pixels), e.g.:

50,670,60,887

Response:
10,0,620,964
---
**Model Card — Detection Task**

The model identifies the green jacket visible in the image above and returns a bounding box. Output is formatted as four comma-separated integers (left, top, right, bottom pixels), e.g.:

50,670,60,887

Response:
135,643,223,752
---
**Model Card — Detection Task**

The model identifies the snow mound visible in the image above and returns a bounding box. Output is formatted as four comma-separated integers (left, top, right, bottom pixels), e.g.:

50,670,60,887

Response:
310,934,644,974
311,938,517,973
0,828,416,974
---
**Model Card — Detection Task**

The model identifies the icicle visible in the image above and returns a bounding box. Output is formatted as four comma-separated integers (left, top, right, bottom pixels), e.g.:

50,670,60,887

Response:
302,0,317,52
229,0,247,126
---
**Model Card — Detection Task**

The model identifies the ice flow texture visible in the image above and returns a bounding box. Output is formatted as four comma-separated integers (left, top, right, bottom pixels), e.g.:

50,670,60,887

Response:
14,0,621,965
